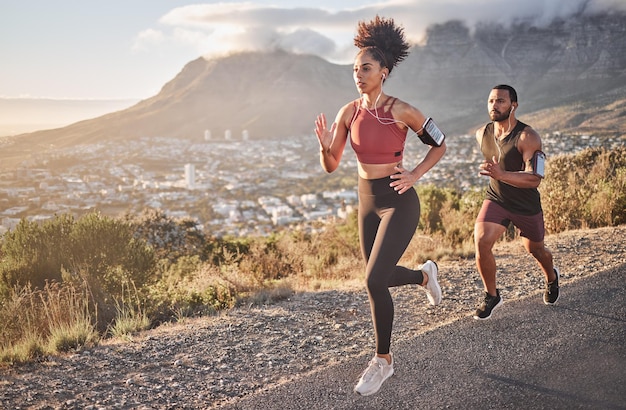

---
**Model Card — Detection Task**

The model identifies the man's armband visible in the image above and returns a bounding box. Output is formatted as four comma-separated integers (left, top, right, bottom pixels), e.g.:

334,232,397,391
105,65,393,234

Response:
417,118,445,147
531,150,546,178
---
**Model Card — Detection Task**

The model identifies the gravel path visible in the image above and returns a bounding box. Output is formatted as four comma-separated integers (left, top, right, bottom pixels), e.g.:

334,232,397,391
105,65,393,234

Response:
1,225,624,409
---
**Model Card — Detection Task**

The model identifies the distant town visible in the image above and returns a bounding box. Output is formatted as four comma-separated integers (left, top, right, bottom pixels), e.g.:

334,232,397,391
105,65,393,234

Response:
0,129,622,237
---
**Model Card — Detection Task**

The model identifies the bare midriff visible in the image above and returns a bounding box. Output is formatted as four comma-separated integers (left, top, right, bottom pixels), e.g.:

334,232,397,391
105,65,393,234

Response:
358,162,401,180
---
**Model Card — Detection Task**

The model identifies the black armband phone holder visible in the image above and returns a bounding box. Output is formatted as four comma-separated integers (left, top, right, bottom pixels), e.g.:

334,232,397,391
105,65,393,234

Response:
418,118,445,147
532,150,546,178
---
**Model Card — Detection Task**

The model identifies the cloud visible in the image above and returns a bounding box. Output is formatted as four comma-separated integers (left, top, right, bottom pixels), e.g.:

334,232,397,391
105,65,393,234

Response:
587,0,626,13
132,29,165,52
153,2,362,62
134,0,625,63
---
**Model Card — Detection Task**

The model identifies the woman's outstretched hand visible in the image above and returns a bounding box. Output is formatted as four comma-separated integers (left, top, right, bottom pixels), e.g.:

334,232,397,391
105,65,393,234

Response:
315,113,336,153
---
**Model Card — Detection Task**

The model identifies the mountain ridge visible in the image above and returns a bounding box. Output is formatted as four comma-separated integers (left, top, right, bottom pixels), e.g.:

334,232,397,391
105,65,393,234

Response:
2,11,625,170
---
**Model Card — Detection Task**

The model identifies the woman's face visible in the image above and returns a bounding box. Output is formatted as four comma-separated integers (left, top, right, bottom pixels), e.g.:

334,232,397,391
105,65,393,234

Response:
353,51,386,94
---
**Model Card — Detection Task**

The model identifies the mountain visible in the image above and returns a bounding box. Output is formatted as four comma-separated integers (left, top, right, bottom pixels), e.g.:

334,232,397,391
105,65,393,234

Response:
385,13,626,134
3,10,625,169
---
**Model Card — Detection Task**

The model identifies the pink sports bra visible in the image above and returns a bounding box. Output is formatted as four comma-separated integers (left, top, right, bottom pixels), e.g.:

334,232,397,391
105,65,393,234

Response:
349,97,407,164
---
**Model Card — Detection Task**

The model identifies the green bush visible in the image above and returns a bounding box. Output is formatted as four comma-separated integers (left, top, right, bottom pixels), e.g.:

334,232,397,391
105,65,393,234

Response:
438,187,484,248
411,185,483,251
0,212,156,333
0,214,75,294
124,208,207,262
416,184,454,233
68,212,156,298
0,212,155,301
149,262,239,320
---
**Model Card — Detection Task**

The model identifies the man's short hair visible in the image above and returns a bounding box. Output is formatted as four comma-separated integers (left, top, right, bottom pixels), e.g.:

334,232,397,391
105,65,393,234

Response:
493,84,518,103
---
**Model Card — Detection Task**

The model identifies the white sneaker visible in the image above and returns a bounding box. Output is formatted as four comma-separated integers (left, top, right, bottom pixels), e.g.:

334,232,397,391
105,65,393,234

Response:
420,260,442,305
354,355,394,396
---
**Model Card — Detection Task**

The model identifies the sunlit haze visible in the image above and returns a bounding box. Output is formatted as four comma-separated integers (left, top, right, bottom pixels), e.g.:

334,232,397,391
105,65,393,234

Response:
1,0,624,100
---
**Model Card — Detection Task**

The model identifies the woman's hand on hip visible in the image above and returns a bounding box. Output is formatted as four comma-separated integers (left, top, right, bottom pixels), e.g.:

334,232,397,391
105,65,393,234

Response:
390,165,417,194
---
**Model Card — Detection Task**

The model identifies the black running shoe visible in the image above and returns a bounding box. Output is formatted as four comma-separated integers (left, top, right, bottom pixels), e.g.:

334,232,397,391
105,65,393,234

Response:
473,290,503,320
544,267,560,305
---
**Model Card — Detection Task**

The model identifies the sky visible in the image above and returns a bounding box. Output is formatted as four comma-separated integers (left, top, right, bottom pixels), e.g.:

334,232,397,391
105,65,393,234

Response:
1,0,624,101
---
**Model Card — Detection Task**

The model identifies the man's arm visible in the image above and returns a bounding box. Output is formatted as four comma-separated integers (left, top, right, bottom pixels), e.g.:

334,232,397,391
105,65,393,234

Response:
475,126,484,147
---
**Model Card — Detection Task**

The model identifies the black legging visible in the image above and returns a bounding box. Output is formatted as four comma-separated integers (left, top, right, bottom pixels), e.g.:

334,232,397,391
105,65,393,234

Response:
358,175,424,355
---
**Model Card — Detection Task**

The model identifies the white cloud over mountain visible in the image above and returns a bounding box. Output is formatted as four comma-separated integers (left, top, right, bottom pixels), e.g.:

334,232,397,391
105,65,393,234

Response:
134,0,626,64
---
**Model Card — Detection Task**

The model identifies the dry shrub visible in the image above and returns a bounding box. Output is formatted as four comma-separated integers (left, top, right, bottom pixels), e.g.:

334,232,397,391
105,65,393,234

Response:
0,282,98,364
0,287,45,351
108,283,151,339
231,230,360,298
438,188,483,251
237,237,294,284
247,223,360,289
40,283,98,353
0,332,45,366
47,318,97,353
150,261,241,320
403,185,483,262
244,281,295,306
542,146,626,233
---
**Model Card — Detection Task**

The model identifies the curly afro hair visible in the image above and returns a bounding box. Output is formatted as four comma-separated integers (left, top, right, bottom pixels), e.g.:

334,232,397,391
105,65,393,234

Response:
353,15,410,75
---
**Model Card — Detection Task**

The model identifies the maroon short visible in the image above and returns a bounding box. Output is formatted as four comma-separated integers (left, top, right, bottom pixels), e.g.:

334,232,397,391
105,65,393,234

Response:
476,200,545,243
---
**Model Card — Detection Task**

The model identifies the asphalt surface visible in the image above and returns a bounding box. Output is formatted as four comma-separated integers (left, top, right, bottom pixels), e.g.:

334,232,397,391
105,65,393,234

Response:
222,264,626,410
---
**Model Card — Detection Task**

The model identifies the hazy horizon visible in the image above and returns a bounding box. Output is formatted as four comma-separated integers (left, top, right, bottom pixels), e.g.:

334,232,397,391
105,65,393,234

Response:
0,98,139,137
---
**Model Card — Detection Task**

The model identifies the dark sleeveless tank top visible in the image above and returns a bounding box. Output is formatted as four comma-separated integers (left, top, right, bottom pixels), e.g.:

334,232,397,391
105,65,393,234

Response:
348,97,407,164
480,120,542,215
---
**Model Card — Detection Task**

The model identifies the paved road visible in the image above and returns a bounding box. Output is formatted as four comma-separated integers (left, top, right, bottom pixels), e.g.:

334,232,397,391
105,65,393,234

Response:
223,264,626,410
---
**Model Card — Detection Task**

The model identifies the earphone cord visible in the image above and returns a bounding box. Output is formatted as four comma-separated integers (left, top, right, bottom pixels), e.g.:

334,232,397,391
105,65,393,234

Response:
494,133,503,163
495,110,514,163
506,114,512,135
356,79,418,140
